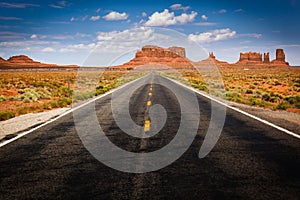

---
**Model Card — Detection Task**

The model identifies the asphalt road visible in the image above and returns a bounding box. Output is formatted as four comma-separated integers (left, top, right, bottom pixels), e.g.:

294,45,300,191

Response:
0,73,300,200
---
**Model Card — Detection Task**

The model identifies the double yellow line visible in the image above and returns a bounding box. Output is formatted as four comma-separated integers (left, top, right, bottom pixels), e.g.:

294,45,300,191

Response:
144,80,153,132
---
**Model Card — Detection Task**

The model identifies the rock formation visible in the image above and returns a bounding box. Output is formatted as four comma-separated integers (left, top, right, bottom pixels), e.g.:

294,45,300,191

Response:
0,57,6,63
209,52,215,59
276,49,285,62
270,49,289,66
0,55,79,69
239,52,262,63
110,45,192,69
263,53,270,63
168,46,186,58
236,49,289,67
7,55,41,64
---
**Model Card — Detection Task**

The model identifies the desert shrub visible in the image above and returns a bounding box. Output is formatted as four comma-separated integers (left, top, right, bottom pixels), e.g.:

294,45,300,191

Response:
0,111,15,121
18,106,30,114
196,84,208,92
262,92,271,101
57,98,72,107
246,89,253,94
0,95,6,101
249,85,255,89
274,81,282,86
276,101,290,110
285,95,300,105
8,96,15,101
96,85,110,95
225,91,242,103
22,97,30,103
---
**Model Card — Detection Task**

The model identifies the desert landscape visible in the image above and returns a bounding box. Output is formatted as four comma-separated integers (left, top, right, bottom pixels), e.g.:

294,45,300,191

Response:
1,45,299,121
1,1,300,199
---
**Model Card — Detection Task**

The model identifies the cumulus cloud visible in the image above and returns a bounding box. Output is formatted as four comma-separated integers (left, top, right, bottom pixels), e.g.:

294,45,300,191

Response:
90,15,100,21
188,28,237,43
201,15,208,21
103,11,128,21
144,9,197,26
59,43,96,52
170,4,190,11
30,34,37,39
42,47,56,52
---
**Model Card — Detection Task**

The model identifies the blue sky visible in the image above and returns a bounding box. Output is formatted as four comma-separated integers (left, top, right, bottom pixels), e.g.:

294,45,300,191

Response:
0,0,299,66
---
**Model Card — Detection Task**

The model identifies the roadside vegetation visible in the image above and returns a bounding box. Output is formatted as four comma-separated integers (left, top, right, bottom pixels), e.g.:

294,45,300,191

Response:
161,67,300,114
0,70,146,121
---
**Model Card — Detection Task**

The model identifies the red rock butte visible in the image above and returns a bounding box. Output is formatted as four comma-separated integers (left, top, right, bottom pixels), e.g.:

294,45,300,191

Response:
235,49,289,67
109,45,193,70
0,55,79,69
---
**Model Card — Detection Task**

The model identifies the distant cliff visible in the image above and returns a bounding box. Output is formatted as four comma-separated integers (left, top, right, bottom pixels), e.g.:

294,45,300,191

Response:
235,49,289,66
0,55,79,69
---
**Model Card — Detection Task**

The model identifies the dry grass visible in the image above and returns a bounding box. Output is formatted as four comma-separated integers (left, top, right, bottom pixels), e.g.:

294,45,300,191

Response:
161,67,300,113
0,70,146,120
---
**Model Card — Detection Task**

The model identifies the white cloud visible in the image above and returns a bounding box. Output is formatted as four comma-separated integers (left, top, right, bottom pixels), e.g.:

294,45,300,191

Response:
30,34,37,39
188,28,237,43
218,9,227,14
70,16,88,22
234,8,244,13
103,11,128,21
96,8,101,13
0,16,23,20
0,2,39,8
170,4,190,11
90,15,100,21
95,27,167,53
239,33,263,39
142,12,147,17
59,43,96,52
49,1,67,9
201,15,208,21
75,33,91,38
194,22,217,26
144,9,197,26
42,47,56,52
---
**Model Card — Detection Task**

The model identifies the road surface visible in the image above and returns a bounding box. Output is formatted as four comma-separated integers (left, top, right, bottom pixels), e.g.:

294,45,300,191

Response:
0,73,300,199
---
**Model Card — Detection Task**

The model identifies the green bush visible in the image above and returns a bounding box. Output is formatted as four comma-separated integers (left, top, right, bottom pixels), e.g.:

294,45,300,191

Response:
23,97,30,103
276,101,290,110
8,96,15,101
0,95,6,101
0,111,15,121
225,91,242,103
246,89,253,94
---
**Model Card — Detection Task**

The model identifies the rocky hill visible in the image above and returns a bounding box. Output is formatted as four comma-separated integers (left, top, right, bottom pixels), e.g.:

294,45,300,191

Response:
235,49,289,67
0,55,79,69
109,45,193,70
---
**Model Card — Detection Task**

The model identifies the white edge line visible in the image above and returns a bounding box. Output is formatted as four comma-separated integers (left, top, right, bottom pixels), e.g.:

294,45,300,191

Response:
0,76,146,148
165,76,300,140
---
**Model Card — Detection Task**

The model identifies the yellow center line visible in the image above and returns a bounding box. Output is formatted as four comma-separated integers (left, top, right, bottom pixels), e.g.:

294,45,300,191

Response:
147,101,151,106
149,92,152,96
144,120,151,132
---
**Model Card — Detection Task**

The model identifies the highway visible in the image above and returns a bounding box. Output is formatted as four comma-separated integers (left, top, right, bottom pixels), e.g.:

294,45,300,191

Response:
0,73,300,199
